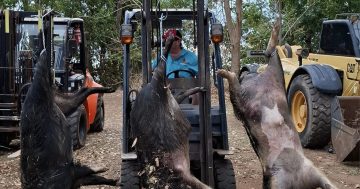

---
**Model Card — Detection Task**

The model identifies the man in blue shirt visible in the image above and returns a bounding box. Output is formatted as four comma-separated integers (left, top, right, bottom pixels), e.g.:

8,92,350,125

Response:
152,29,199,104
152,29,198,78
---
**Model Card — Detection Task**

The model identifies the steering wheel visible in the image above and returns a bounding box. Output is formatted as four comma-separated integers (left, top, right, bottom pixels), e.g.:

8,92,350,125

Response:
166,69,196,78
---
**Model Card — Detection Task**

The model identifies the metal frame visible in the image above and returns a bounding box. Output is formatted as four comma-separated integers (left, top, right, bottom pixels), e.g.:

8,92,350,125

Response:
0,10,45,132
0,10,88,136
121,1,230,187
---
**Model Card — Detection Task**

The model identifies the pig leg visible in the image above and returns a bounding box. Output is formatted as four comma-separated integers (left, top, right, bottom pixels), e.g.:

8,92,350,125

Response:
179,171,211,189
216,69,238,87
73,164,107,177
72,175,117,188
174,87,203,104
55,87,115,116
171,150,211,189
216,69,244,111
265,17,281,56
73,165,117,188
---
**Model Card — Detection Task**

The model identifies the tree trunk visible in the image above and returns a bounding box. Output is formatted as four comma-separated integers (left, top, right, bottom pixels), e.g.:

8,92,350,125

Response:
305,32,312,52
223,0,242,76
100,46,106,68
116,0,123,32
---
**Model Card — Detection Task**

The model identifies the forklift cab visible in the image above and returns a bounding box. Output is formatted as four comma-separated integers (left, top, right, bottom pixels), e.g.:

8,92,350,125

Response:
20,15,88,92
120,1,235,188
51,17,87,93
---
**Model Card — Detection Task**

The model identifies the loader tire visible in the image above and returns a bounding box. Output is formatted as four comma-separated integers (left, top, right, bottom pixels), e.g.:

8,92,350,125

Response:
288,74,332,148
90,96,104,132
67,105,87,150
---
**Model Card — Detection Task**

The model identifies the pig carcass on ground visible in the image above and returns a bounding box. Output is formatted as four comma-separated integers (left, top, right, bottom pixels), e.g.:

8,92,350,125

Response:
217,18,338,189
20,50,117,189
129,36,209,189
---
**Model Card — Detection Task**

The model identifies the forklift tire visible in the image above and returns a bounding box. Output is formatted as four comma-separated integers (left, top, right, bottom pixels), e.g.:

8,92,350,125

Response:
67,105,87,150
288,74,332,148
90,97,104,132
120,161,140,189
214,159,236,189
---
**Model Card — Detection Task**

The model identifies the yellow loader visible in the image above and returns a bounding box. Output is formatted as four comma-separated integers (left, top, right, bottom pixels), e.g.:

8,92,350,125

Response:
243,13,360,161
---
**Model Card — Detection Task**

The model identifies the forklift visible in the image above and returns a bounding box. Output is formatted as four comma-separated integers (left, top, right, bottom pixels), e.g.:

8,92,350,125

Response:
0,10,106,149
120,1,236,188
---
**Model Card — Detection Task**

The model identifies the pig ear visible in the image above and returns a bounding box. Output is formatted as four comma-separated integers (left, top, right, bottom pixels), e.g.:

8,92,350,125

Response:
265,17,281,55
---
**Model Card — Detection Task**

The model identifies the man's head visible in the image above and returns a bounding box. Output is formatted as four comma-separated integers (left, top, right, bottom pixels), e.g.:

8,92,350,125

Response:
163,29,182,53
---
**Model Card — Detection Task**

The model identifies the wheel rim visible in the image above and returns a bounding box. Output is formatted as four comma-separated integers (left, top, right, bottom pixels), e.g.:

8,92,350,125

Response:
291,91,307,133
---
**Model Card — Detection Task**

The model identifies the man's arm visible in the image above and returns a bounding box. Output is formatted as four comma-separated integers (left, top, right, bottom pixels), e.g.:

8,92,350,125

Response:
187,51,199,76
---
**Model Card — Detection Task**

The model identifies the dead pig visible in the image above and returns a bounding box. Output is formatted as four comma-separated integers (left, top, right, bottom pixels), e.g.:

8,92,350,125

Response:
217,18,337,189
130,36,209,189
20,50,117,189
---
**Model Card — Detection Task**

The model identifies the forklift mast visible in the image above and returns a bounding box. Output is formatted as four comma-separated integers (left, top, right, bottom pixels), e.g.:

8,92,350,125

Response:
120,1,232,187
0,10,53,134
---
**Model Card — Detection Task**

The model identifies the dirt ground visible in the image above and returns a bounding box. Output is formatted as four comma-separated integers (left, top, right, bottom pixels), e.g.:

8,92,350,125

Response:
0,90,359,189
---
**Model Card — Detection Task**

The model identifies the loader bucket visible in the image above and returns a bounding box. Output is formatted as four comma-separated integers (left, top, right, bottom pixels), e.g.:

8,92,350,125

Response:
331,96,360,162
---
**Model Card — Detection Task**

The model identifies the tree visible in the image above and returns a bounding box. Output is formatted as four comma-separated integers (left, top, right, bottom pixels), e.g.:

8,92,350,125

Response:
223,0,242,76
281,0,360,51
240,1,273,65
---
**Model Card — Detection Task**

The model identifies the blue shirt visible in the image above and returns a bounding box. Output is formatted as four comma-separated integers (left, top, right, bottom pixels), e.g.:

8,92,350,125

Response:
152,49,198,78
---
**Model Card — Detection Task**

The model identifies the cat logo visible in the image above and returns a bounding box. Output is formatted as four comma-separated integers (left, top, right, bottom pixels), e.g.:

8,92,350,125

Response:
347,63,355,73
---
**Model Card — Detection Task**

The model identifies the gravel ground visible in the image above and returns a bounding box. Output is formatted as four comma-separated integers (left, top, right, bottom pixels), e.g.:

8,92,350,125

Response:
0,89,359,188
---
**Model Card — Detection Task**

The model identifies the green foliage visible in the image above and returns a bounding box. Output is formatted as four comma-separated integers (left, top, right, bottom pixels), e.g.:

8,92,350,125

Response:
281,0,360,51
0,0,17,9
3,0,360,85
240,1,272,65
1,0,141,87
156,0,194,8
239,0,360,67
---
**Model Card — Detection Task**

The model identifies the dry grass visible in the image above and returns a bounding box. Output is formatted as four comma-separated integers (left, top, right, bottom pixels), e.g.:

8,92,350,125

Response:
129,72,143,90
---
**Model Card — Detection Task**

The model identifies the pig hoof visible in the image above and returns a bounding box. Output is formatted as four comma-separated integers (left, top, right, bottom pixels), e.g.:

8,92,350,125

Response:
216,69,227,77
216,69,236,80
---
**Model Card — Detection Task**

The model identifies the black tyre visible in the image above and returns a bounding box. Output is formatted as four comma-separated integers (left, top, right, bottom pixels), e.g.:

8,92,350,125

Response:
67,105,87,150
214,159,236,189
288,74,332,148
0,133,14,147
90,96,104,132
120,161,140,189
